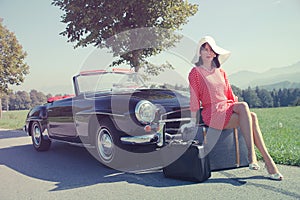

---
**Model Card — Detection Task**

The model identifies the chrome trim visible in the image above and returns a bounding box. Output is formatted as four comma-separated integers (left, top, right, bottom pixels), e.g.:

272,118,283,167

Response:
75,111,125,118
159,108,191,121
50,138,94,148
119,116,191,147
159,117,191,123
120,133,159,145
157,116,191,146
157,122,164,147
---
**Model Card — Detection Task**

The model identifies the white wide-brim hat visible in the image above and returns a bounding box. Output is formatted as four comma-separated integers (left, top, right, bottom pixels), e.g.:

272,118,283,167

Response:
191,36,231,65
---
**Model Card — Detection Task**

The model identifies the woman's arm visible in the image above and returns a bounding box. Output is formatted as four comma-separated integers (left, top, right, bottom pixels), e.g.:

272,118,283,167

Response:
188,68,202,119
222,69,238,102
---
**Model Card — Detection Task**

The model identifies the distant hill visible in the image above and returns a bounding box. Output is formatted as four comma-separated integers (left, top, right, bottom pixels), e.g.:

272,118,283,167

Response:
229,61,300,90
259,81,300,90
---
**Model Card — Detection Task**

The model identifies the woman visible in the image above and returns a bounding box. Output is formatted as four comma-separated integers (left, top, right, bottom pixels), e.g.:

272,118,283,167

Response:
181,36,283,180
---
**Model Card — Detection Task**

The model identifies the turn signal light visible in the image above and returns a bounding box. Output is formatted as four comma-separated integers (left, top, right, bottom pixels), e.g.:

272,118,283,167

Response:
144,125,152,132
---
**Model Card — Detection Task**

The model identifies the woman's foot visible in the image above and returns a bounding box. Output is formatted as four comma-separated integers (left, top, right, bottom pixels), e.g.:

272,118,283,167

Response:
265,161,283,181
249,163,260,170
268,173,283,181
248,154,259,170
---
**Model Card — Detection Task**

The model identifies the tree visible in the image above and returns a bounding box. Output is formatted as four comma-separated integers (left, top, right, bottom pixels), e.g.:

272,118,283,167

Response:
1,93,9,111
256,88,273,108
8,92,17,110
291,88,300,106
0,19,29,117
231,85,244,102
293,97,300,106
278,88,289,107
30,89,47,108
271,89,280,107
14,91,31,110
52,0,198,72
242,87,261,108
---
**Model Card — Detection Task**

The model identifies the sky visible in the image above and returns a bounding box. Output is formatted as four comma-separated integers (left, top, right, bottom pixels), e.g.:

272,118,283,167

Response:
0,0,300,94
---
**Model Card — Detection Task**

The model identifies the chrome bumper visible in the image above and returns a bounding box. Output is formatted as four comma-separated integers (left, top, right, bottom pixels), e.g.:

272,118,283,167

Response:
120,117,191,147
121,120,165,146
120,133,160,145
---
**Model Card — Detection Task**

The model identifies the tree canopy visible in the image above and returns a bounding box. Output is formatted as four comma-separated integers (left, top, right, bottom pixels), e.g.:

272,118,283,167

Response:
0,19,29,118
0,19,29,94
52,0,198,72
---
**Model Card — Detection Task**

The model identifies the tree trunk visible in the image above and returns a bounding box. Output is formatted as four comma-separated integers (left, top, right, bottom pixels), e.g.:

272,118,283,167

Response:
132,50,141,72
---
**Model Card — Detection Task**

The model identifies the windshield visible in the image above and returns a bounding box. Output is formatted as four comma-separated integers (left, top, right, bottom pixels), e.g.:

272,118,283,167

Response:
76,72,147,94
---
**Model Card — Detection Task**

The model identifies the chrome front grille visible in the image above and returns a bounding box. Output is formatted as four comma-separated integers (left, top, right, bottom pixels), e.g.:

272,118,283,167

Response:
161,108,191,134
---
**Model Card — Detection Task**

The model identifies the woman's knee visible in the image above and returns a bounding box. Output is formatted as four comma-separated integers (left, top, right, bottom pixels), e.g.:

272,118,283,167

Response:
234,102,250,113
240,102,250,110
251,112,258,121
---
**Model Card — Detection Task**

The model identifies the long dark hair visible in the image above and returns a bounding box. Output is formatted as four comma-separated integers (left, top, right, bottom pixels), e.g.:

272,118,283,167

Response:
195,43,221,68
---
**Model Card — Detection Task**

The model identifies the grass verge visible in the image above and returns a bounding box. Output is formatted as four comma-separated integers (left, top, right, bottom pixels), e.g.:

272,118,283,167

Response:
0,110,28,130
252,106,300,166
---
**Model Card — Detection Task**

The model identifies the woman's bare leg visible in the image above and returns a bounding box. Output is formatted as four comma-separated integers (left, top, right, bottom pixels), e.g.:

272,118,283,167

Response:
225,102,257,164
251,112,279,174
226,102,281,175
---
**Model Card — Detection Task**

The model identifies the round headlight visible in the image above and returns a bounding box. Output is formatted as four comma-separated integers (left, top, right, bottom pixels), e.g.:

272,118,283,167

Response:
135,100,156,124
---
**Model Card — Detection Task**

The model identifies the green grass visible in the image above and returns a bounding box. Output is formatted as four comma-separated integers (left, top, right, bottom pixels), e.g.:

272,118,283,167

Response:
0,107,299,166
252,106,300,166
0,110,28,130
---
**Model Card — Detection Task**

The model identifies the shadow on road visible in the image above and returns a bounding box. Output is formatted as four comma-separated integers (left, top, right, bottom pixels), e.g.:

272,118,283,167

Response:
1,130,291,193
0,136,258,191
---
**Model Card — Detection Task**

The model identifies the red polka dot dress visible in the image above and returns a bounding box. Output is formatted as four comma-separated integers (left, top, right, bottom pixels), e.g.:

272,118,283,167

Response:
189,66,238,130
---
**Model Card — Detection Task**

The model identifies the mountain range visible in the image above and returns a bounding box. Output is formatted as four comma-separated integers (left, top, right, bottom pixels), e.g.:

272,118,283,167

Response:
228,61,300,90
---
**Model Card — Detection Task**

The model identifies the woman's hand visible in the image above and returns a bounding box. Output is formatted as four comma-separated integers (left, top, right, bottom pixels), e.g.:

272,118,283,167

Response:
179,118,196,133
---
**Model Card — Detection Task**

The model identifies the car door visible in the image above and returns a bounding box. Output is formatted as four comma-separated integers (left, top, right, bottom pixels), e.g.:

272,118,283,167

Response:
47,97,77,137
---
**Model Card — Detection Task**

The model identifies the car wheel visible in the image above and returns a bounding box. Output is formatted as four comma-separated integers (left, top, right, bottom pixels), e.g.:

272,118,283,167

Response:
96,127,115,163
94,120,122,168
31,121,51,151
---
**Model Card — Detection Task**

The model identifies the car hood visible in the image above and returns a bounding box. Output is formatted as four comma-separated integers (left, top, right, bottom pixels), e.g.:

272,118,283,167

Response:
89,88,190,114
132,89,189,104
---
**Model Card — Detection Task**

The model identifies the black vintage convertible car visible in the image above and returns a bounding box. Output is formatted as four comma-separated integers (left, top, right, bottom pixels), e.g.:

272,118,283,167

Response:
24,68,191,169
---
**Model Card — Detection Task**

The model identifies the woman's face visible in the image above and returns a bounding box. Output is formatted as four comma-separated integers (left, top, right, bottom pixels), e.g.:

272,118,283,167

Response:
200,43,216,63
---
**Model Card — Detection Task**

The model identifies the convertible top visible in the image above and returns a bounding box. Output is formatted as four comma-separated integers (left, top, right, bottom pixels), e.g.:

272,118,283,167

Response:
47,95,74,103
79,68,134,76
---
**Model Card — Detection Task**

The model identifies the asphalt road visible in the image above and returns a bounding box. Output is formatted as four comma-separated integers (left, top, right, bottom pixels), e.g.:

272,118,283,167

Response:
0,129,299,200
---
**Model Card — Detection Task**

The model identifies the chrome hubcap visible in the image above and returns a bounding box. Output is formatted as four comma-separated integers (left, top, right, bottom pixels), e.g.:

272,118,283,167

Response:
97,128,114,162
33,124,41,145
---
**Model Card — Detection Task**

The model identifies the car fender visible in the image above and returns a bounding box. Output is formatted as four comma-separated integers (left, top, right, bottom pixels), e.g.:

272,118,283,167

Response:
25,105,48,136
